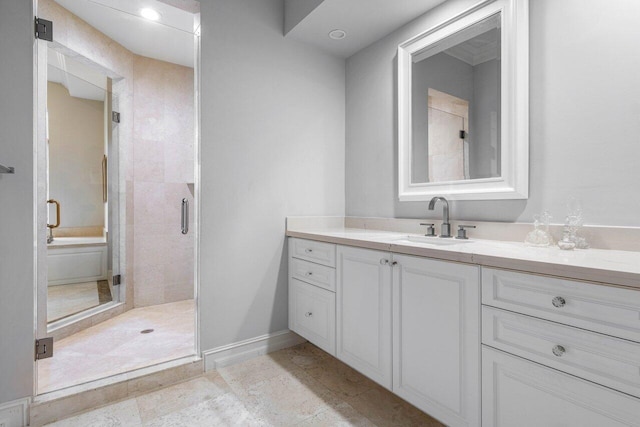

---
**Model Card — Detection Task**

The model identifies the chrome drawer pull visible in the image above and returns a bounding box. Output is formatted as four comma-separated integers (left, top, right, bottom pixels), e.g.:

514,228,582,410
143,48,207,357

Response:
552,296,566,308
305,248,313,254
552,345,566,357
305,272,313,277
305,312,313,317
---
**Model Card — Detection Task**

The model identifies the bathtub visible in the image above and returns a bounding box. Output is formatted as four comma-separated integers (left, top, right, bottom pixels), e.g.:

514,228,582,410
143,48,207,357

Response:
47,237,108,286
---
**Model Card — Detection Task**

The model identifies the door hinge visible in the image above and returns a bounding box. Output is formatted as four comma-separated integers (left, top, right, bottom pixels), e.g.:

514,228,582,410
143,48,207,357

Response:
112,111,121,123
459,130,467,139
35,18,53,41
113,274,122,286
35,337,54,360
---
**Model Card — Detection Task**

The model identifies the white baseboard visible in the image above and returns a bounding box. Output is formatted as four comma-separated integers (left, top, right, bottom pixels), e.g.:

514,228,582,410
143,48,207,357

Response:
0,397,29,427
203,330,306,371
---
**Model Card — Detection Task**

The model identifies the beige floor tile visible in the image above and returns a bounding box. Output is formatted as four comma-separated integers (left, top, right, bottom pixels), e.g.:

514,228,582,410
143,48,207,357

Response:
237,369,342,426
295,402,376,427
304,357,376,398
136,373,231,422
44,398,142,427
143,393,264,427
44,343,442,427
345,385,444,427
218,352,302,393
279,342,333,370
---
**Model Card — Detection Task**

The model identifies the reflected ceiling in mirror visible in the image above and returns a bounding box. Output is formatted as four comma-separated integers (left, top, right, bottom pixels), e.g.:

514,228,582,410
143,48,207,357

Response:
411,15,500,184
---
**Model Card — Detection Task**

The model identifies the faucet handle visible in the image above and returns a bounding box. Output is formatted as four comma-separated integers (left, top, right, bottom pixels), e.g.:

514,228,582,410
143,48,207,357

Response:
455,225,476,240
420,223,436,237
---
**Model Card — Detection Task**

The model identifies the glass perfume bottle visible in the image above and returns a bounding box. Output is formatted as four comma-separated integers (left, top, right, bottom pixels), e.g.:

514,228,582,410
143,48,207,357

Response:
564,198,589,249
557,225,576,250
524,212,553,247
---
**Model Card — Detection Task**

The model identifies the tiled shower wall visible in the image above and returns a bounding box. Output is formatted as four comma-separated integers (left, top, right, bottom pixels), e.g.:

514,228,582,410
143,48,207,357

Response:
132,57,195,307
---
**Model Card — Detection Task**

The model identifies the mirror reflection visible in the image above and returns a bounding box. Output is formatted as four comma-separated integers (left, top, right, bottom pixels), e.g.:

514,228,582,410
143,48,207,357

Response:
46,50,114,323
411,14,501,184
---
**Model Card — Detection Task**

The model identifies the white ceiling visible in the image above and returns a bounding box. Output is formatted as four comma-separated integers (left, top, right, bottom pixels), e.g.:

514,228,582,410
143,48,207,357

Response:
54,0,197,67
285,0,448,58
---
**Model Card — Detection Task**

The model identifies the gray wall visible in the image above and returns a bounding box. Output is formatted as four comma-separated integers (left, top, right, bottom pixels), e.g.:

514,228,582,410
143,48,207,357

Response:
469,58,500,179
346,0,640,226
200,0,345,350
284,0,324,34
0,0,35,405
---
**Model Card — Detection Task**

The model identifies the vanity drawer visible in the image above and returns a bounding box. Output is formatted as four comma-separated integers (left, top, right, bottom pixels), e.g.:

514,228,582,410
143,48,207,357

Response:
290,238,336,268
289,279,336,356
483,306,640,398
290,257,336,292
482,268,640,342
482,347,640,427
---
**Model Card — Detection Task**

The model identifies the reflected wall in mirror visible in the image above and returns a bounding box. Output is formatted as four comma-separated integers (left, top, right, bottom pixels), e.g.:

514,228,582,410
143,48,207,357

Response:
399,0,528,201
412,15,500,184
46,49,115,323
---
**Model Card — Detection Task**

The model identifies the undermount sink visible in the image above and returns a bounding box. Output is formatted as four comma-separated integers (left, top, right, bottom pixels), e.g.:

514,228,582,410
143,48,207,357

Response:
392,235,475,246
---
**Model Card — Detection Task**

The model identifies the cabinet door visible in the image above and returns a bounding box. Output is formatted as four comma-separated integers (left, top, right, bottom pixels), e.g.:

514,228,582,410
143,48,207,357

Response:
483,347,640,427
289,279,336,355
336,245,392,389
393,255,480,427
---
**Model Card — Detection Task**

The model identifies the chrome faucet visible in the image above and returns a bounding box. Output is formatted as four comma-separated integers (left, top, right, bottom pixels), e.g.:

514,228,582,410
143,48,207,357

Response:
428,196,452,238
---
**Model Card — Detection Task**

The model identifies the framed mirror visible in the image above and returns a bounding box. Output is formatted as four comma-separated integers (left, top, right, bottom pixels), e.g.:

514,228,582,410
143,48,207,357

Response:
398,0,528,201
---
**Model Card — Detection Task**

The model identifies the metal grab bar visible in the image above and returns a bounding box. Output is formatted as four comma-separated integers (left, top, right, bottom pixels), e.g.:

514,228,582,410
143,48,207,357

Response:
47,199,60,229
0,164,15,174
181,198,189,235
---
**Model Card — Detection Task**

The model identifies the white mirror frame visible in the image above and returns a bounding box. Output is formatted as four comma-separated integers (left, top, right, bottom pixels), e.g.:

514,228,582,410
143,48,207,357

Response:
398,0,528,201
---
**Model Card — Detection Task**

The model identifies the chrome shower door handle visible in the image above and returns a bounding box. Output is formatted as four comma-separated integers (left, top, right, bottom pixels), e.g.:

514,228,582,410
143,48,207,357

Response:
181,198,189,235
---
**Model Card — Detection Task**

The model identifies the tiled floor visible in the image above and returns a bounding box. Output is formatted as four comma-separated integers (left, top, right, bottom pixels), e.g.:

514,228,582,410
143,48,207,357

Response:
38,299,195,394
45,343,444,426
47,282,101,322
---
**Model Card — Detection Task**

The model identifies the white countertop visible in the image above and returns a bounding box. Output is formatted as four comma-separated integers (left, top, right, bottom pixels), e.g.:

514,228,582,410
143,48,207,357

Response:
286,227,640,289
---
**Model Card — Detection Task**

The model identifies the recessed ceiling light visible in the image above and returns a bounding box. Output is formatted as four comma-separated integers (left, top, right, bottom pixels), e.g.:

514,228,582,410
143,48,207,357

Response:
328,29,347,40
140,8,161,21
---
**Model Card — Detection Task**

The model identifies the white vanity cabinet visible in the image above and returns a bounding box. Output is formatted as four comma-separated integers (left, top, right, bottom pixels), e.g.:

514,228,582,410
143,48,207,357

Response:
482,268,640,426
335,245,481,426
336,245,393,389
392,254,480,427
288,238,337,356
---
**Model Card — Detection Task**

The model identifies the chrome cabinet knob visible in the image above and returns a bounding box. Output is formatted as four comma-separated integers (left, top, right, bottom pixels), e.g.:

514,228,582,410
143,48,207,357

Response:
305,312,313,317
552,296,566,308
380,259,389,265
552,345,566,357
391,261,398,266
305,272,313,277
305,248,313,254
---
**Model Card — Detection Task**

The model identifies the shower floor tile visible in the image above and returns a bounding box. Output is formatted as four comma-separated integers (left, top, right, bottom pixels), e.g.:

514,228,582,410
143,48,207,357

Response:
38,299,195,394
47,282,103,322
